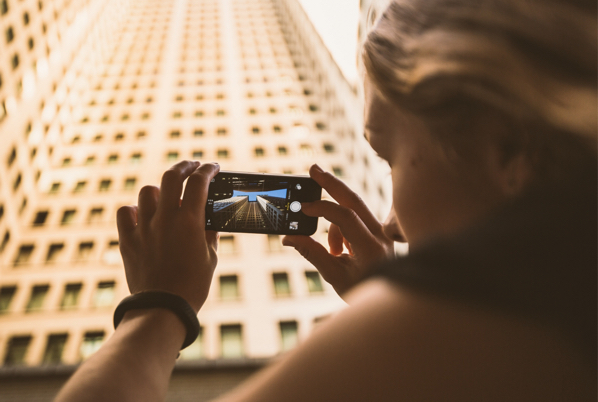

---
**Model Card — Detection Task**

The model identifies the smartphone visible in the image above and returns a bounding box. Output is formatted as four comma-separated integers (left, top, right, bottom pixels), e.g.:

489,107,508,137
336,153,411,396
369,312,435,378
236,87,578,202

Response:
205,171,322,235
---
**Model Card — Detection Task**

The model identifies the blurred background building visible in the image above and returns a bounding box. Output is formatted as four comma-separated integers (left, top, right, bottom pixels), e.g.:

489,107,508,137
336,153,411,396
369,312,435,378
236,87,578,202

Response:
0,0,390,400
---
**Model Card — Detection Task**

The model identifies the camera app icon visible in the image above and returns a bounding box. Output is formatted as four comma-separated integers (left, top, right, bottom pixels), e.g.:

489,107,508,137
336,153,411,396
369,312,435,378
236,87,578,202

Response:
289,222,299,230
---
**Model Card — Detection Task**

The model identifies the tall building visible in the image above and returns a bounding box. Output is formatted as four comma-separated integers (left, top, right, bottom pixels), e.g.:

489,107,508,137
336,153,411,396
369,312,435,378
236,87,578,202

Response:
0,0,390,400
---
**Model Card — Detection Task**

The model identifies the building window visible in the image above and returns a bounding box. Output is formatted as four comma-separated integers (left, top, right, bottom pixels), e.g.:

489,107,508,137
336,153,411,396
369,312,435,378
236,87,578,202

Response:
130,153,142,164
1,231,10,253
0,286,17,313
23,12,30,25
323,143,335,153
332,167,343,177
272,272,291,297
13,173,22,191
216,127,227,136
98,179,112,192
217,149,229,159
277,146,287,156
193,129,204,137
219,275,239,301
219,236,235,254
85,156,96,165
254,147,265,157
316,122,327,131
42,334,68,364
102,240,120,265
33,210,49,226
114,133,125,141
195,110,204,117
137,131,146,140
169,130,181,138
172,111,182,119
273,125,282,133
192,150,204,159
61,209,76,225
179,329,204,360
49,182,61,194
299,144,313,156
46,243,64,263
124,177,136,191
79,331,105,361
73,181,87,193
77,242,94,260
305,271,324,294
216,109,226,116
251,126,260,135
220,324,243,358
92,281,115,308
88,207,104,224
1,1,9,16
166,151,179,162
107,154,118,164
11,53,19,70
60,283,82,309
3,336,32,365
26,285,49,312
14,244,34,265
6,27,15,43
279,321,299,352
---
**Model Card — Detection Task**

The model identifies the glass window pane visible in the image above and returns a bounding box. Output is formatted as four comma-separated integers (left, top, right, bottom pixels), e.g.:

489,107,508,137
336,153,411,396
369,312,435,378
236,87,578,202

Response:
4,336,32,365
26,285,49,311
179,329,204,360
279,321,299,352
80,331,105,360
219,275,239,300
219,236,235,254
305,271,324,294
60,283,82,309
272,272,291,297
0,286,17,312
42,334,68,364
220,324,243,358
92,281,115,307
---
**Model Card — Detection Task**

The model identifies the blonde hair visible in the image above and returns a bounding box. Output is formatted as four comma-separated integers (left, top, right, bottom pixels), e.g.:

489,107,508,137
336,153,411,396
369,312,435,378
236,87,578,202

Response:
363,0,597,179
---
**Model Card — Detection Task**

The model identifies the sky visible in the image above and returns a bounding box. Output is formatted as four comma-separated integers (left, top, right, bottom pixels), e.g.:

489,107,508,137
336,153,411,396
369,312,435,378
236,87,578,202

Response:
233,189,288,202
298,0,361,84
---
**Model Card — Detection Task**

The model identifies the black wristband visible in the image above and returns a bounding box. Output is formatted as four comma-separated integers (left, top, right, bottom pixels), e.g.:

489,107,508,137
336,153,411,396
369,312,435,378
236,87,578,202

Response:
113,291,200,350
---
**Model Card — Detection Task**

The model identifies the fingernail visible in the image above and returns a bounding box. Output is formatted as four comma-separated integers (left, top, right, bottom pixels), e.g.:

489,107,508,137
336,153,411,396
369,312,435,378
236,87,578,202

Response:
312,164,323,173
211,162,219,165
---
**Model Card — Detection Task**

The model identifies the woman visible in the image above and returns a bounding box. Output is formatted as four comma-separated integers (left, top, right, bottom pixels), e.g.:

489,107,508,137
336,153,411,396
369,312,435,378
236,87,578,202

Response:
56,0,596,400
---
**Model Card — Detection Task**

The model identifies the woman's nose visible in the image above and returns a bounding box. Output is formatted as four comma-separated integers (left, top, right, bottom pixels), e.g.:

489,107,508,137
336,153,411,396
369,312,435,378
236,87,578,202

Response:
382,208,406,243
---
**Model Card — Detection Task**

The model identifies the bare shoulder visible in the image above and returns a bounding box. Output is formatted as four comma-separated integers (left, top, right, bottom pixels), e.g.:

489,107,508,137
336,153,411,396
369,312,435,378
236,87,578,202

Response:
220,279,595,402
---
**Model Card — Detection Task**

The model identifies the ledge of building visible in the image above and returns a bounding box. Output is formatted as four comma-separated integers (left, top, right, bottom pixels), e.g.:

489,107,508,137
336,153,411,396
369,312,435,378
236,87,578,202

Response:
0,357,271,378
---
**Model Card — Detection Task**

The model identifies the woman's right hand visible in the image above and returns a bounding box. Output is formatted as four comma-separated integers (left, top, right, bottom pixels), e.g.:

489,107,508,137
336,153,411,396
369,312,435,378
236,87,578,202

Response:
282,165,396,300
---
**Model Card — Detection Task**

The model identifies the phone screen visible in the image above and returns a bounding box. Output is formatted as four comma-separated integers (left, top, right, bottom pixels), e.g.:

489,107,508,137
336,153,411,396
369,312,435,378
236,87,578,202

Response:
205,171,322,235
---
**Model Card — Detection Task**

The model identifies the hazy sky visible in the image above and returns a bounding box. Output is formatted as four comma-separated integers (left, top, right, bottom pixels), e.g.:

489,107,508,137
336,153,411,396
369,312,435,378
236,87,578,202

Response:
298,0,361,84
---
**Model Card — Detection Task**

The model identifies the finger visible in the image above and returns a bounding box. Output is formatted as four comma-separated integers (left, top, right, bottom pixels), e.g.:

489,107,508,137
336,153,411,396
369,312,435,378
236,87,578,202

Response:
138,186,160,225
116,206,138,237
206,230,219,249
328,223,344,256
158,160,200,214
301,200,378,252
282,236,343,280
309,164,383,236
181,163,221,221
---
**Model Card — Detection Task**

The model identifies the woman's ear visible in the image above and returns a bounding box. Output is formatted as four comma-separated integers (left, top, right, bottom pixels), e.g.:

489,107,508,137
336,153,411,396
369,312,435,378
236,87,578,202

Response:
492,149,534,197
